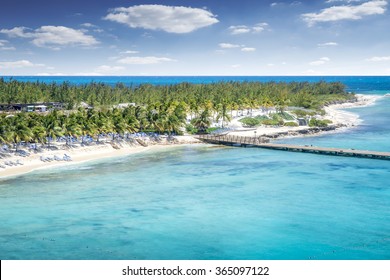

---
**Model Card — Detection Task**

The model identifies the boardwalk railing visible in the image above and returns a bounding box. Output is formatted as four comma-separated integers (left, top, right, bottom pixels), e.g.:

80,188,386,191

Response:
196,134,269,146
195,134,390,161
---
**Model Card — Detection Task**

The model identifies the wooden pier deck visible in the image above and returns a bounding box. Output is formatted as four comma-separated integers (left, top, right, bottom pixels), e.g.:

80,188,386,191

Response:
195,135,390,161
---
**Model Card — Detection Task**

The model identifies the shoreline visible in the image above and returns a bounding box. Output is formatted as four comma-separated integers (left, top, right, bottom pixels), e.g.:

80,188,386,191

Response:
227,94,383,139
0,137,202,179
0,94,383,179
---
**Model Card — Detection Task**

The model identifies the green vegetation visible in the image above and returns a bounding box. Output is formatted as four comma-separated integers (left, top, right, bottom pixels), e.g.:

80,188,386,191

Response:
277,112,294,120
284,122,299,127
254,115,270,121
292,109,315,118
308,118,333,127
205,127,220,134
240,114,287,127
240,117,262,127
0,79,354,146
185,123,197,135
0,78,352,110
0,104,187,149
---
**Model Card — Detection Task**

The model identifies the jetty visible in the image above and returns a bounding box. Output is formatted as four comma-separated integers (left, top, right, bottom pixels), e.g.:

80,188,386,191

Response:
195,135,390,161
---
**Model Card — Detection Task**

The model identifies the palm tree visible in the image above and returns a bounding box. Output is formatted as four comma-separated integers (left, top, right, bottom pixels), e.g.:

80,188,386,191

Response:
93,111,114,143
62,116,82,145
0,117,14,148
42,113,63,148
191,108,212,134
135,105,148,132
11,123,33,151
216,102,231,128
32,125,47,149
112,114,127,140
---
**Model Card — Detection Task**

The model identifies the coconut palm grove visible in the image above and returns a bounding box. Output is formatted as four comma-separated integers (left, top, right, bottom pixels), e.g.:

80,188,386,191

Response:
0,79,354,148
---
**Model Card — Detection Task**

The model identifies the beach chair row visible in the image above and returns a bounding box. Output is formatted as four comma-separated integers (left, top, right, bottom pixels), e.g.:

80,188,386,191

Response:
0,160,24,168
40,154,72,162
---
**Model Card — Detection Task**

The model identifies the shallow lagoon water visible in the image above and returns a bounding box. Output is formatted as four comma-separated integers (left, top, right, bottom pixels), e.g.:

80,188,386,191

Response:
0,142,389,259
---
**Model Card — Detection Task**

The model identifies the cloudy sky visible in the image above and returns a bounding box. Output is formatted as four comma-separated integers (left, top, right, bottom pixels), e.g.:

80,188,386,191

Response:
0,0,389,75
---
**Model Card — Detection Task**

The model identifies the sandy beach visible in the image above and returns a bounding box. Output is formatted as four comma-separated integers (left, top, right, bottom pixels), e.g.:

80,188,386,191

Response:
0,94,382,179
0,136,201,179
228,94,383,137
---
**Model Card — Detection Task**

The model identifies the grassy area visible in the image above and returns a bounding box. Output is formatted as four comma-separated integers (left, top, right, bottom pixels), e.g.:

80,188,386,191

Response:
240,112,296,127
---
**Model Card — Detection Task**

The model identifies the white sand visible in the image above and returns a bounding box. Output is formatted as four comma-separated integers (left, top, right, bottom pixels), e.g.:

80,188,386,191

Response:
228,94,383,137
0,94,382,179
0,136,201,179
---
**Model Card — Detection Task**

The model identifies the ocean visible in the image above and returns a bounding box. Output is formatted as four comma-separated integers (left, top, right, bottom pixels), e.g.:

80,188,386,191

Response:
3,75,390,94
0,76,389,260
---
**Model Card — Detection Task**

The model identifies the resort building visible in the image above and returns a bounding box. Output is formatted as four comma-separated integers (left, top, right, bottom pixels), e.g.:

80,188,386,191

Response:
0,102,65,112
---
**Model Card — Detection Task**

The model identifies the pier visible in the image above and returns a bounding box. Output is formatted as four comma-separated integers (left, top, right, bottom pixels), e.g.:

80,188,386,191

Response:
195,135,390,161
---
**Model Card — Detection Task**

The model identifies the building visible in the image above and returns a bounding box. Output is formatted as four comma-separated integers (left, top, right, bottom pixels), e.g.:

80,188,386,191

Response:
34,105,47,112
297,118,308,126
0,102,65,112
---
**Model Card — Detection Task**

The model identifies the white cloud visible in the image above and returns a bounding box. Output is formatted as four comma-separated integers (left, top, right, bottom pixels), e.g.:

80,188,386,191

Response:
229,25,251,35
117,56,176,65
366,56,390,61
309,57,330,65
0,27,32,38
326,0,363,3
253,23,269,32
1,47,16,51
0,60,45,69
271,1,302,7
33,26,99,48
318,42,339,47
35,72,67,76
302,69,324,75
231,64,241,68
95,65,125,73
104,5,218,33
80,23,98,28
80,23,104,33
219,43,240,49
229,23,269,35
74,72,104,76
302,0,387,26
291,1,302,5
0,39,15,50
0,26,99,48
241,47,256,52
121,50,139,54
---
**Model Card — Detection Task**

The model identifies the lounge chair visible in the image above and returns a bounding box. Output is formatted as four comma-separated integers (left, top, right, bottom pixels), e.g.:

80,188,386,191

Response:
54,155,63,161
63,154,72,161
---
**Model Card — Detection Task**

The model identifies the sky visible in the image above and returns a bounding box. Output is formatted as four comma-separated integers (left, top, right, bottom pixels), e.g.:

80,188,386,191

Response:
0,0,389,76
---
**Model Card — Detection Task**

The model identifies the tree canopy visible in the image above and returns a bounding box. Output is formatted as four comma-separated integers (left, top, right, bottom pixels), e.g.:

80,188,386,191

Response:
0,79,354,146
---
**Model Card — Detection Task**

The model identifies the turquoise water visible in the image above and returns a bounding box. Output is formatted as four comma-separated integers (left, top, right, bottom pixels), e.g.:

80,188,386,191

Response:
0,144,389,260
0,77,389,260
278,97,390,152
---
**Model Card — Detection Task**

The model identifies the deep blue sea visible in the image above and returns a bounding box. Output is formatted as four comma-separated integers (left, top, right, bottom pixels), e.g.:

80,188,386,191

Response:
3,75,390,94
0,76,389,260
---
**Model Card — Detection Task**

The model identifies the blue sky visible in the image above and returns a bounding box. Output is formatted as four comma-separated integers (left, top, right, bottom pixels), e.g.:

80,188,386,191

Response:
0,0,389,75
